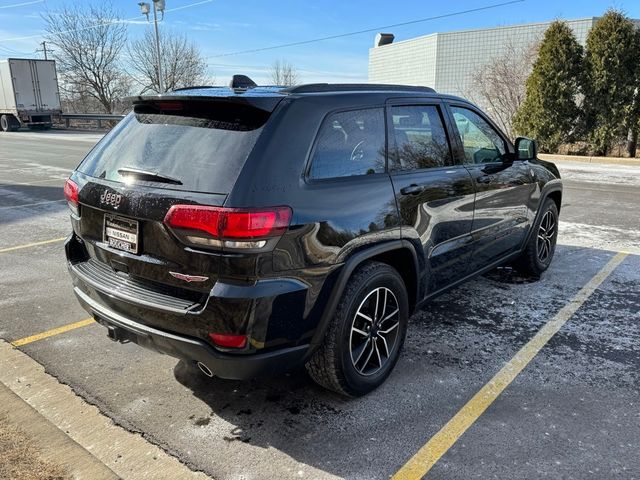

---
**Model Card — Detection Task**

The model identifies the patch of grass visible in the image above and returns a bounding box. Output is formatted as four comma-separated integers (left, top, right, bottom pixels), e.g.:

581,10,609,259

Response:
0,415,70,480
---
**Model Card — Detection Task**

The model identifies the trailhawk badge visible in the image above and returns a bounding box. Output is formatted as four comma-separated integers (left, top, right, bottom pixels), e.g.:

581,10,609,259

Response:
169,271,209,283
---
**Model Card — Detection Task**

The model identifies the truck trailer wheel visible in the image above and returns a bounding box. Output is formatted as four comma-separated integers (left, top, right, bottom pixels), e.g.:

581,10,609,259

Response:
0,114,18,132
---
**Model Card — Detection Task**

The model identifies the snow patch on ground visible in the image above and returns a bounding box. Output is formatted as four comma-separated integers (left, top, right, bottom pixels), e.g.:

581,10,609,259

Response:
559,221,640,255
555,161,640,187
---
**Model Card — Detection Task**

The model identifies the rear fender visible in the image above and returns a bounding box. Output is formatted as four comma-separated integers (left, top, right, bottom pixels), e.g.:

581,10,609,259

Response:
306,240,419,354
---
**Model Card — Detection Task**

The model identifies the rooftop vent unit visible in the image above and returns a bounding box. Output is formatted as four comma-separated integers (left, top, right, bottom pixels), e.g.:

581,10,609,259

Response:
375,33,394,47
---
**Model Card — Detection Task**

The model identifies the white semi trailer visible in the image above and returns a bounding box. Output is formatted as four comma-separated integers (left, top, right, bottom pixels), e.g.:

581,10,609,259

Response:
0,58,62,132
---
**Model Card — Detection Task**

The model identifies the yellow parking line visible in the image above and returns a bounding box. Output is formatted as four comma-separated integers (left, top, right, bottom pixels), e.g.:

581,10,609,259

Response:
11,319,95,347
0,237,66,254
392,252,628,480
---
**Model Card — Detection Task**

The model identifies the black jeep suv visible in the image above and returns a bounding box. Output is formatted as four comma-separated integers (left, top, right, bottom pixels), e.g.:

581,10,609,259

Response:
64,82,562,396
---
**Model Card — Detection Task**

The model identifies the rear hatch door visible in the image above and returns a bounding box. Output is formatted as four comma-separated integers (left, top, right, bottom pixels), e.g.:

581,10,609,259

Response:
72,92,283,295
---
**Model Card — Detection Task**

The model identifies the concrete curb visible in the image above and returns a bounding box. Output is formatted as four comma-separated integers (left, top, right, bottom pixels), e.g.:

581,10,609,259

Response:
0,340,209,480
539,153,640,167
0,382,119,480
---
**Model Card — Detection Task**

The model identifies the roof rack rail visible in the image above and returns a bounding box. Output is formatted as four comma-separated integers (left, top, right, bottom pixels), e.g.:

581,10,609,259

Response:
171,85,219,92
282,83,436,94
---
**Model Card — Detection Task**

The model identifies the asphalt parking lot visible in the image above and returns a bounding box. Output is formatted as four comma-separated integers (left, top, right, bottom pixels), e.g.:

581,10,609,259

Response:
1,130,639,479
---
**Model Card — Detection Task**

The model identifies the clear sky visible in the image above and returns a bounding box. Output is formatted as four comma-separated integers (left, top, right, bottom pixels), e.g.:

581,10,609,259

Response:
0,0,638,85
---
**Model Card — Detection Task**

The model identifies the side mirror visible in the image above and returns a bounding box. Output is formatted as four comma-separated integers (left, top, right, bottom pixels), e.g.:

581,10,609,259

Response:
515,137,537,161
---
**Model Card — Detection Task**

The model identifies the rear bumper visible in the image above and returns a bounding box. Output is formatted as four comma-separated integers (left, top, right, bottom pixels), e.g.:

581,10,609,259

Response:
73,286,310,380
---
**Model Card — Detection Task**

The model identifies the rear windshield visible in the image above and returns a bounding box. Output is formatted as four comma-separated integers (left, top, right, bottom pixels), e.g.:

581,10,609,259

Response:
77,101,269,193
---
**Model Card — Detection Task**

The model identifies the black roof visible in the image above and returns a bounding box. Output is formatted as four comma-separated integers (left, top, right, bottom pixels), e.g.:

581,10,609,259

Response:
127,82,442,112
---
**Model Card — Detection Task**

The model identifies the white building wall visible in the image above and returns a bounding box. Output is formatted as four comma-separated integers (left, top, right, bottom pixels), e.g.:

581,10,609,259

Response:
369,18,603,98
433,19,595,98
368,34,438,87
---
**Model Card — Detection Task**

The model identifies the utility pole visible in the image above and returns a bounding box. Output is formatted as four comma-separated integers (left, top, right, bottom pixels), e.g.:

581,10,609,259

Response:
37,41,52,60
138,0,166,94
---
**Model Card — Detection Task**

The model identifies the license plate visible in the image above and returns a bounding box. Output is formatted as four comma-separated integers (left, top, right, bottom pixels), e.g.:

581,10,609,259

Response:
103,214,139,254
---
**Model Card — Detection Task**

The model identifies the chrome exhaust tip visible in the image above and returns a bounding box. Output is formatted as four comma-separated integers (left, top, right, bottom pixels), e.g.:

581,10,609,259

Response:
196,361,214,377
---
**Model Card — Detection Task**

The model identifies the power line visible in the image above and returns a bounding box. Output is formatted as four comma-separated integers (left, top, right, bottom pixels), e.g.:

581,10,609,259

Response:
0,0,214,42
0,0,43,9
0,44,33,55
208,0,525,58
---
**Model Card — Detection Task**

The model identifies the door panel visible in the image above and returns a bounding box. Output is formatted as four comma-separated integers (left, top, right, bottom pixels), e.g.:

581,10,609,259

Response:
387,102,476,295
392,168,476,293
446,104,535,270
9,59,37,110
34,61,60,110
464,161,533,267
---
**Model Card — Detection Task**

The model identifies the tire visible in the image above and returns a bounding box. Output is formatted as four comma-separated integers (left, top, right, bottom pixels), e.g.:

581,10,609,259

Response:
514,198,559,276
306,261,409,397
1,114,18,132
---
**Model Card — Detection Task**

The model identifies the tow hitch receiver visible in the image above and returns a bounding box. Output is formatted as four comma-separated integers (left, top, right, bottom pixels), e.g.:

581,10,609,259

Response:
106,325,129,343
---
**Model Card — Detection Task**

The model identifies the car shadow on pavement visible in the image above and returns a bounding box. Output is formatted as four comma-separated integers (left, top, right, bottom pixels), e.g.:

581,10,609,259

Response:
0,184,66,225
173,359,348,434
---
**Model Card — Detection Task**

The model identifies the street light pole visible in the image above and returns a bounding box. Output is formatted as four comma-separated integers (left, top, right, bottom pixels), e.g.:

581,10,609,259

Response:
151,0,164,94
138,0,166,94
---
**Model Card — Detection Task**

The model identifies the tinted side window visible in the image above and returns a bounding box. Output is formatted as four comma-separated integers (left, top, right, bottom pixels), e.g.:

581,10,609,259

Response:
450,106,507,164
389,105,452,171
308,108,385,180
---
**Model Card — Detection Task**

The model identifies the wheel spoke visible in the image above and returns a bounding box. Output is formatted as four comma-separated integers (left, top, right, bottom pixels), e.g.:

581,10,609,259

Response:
374,340,382,368
379,321,399,335
356,311,373,323
547,221,556,237
374,289,380,321
359,340,375,372
380,288,388,321
380,308,399,324
351,326,368,337
377,334,390,357
352,337,371,367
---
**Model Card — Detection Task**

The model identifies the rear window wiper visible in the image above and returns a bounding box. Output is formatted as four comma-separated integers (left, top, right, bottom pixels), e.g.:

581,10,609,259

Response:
117,167,183,185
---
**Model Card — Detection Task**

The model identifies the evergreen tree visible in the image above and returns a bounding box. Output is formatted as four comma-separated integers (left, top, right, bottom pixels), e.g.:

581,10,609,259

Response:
513,21,583,152
582,10,640,156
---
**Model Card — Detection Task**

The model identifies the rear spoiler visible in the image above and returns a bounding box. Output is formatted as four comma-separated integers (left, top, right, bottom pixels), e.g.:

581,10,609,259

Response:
126,92,285,113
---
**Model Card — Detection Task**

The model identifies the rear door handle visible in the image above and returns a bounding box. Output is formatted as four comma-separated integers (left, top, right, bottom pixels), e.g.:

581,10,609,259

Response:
400,184,424,196
476,175,493,184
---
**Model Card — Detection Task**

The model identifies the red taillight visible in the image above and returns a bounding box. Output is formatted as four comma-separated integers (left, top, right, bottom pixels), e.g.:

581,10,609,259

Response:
164,205,292,249
64,178,79,215
208,333,247,349
165,205,222,238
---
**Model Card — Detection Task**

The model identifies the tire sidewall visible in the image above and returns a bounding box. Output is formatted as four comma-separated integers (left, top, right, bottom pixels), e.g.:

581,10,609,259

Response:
335,268,409,395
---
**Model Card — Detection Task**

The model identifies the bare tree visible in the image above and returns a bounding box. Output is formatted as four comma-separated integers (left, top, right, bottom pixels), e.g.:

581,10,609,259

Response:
43,3,128,113
128,30,211,94
270,60,299,86
468,40,539,138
